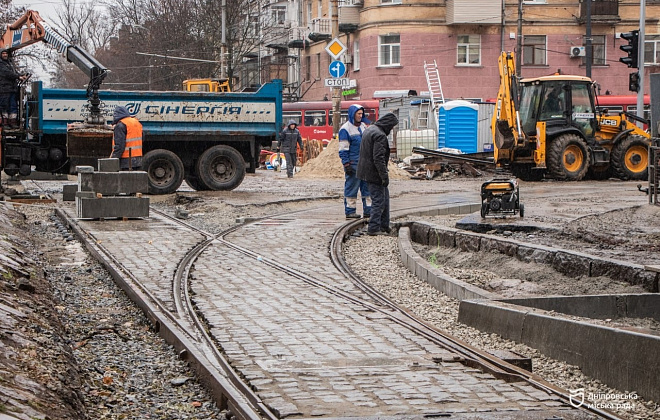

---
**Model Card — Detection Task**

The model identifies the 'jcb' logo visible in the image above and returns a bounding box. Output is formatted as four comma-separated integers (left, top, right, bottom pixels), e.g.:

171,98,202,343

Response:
601,119,618,126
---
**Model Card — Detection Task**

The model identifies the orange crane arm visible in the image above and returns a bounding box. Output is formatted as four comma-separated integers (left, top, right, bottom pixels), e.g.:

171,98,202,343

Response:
0,10,48,51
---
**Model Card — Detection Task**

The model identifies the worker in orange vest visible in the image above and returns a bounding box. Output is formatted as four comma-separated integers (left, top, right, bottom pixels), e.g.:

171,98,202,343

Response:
110,106,143,170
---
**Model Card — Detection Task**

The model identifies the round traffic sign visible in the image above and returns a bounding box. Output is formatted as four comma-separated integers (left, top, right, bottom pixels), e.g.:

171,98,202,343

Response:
329,61,346,78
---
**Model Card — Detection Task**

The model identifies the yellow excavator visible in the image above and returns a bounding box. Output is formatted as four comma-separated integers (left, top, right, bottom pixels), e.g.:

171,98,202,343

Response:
182,78,231,92
492,51,649,181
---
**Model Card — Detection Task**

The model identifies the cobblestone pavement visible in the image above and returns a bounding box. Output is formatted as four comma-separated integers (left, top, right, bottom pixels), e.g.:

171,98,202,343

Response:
58,186,615,419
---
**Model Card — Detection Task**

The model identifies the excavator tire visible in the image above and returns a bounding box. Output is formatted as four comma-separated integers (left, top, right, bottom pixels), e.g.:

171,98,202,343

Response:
610,135,649,181
546,133,590,181
142,149,185,194
511,163,544,182
196,145,246,191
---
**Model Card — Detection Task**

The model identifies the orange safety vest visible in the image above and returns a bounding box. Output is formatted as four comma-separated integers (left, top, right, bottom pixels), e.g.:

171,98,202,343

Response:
112,117,143,158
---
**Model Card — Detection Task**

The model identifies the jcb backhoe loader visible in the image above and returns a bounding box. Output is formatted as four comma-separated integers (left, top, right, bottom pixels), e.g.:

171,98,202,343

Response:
492,52,650,181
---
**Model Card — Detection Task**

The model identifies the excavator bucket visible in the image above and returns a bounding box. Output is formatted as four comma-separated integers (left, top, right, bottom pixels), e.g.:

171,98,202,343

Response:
494,120,516,150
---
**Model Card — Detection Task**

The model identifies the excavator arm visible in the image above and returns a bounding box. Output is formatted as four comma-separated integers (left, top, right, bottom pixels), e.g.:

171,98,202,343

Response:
492,51,522,163
0,10,108,124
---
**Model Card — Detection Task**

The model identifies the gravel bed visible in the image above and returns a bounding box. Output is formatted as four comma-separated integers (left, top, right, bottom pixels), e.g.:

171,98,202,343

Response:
343,234,660,420
21,206,228,420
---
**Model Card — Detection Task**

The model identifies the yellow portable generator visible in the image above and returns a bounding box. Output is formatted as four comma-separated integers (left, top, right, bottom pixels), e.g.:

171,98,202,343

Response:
480,178,524,218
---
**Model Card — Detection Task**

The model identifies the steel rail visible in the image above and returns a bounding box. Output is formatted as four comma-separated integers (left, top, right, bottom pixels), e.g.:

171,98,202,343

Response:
329,212,622,420
26,176,621,420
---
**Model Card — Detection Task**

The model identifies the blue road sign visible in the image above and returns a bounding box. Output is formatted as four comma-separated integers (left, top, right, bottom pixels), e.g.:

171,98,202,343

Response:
329,61,346,78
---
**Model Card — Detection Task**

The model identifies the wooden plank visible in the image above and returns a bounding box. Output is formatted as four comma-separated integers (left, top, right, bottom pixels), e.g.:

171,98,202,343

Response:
8,198,57,204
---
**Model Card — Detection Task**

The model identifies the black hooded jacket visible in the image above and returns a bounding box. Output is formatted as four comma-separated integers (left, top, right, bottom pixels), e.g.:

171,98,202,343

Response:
357,112,398,185
0,49,21,94
279,119,303,153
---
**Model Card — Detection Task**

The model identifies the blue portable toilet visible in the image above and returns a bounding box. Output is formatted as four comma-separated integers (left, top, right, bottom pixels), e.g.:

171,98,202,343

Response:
438,100,479,153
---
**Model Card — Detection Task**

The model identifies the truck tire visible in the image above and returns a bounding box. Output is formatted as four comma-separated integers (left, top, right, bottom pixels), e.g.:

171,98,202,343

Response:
611,135,649,181
142,149,185,195
184,174,209,191
196,145,245,191
546,134,590,181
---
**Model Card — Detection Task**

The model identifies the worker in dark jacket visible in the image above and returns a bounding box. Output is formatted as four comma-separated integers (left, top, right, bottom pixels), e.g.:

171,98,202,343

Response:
357,112,398,236
0,48,27,127
111,106,143,170
279,119,303,178
339,104,370,219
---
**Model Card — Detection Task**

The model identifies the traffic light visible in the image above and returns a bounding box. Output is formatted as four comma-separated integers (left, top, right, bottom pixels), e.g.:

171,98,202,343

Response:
629,72,640,93
619,30,639,68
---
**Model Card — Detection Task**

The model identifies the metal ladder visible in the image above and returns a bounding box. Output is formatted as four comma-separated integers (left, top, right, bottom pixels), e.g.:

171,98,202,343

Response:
416,99,432,129
423,60,445,131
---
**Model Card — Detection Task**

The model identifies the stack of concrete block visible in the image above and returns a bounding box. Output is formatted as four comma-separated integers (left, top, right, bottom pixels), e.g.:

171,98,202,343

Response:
74,159,150,219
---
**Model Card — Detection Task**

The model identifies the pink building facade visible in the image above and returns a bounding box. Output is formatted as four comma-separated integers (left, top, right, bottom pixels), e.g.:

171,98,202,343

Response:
295,0,656,102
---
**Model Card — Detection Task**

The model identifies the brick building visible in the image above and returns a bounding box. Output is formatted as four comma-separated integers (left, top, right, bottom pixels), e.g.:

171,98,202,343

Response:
265,0,657,102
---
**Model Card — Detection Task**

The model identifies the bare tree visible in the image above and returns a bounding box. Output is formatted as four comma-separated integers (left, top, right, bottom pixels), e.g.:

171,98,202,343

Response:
46,0,289,91
50,0,117,88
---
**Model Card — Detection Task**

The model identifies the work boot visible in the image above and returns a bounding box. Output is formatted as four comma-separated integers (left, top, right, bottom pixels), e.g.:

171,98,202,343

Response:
367,231,387,236
345,213,361,220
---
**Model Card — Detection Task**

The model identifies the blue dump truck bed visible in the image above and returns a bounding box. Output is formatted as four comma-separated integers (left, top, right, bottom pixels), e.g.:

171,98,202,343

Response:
30,80,283,138
4,80,283,193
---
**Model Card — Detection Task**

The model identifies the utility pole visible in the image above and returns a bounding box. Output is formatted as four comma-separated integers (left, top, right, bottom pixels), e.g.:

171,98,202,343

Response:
585,0,592,78
516,0,522,76
500,0,505,52
331,0,341,137
221,0,226,79
638,0,646,121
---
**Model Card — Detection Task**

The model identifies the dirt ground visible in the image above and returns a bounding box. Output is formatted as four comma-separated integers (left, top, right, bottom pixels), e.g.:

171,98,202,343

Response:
406,175,660,298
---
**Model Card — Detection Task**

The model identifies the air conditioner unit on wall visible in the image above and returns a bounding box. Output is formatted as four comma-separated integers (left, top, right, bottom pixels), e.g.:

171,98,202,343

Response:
570,46,586,58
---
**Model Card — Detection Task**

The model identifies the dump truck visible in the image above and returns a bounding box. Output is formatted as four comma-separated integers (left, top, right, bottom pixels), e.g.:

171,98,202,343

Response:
19,80,282,194
492,51,650,181
1,10,282,194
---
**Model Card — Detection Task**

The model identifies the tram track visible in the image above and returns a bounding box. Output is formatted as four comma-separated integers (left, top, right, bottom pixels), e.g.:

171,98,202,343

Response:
23,178,623,419
155,205,620,420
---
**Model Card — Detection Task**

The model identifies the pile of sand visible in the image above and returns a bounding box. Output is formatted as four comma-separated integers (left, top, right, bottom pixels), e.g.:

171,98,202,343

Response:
297,139,410,180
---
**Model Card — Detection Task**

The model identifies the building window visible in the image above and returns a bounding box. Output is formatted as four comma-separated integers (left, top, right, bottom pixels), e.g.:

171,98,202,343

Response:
248,14,259,38
354,40,360,70
381,0,402,3
645,35,660,65
307,1,312,24
379,34,400,66
317,0,323,18
523,35,546,65
271,6,286,25
315,53,321,78
305,55,311,80
582,35,606,66
457,35,480,65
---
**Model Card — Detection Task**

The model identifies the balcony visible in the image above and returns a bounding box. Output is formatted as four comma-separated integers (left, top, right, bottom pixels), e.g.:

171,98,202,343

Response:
579,0,619,24
288,26,310,49
264,26,290,51
308,18,332,42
